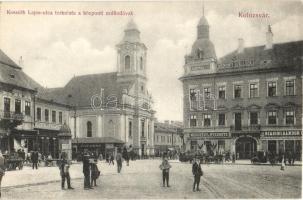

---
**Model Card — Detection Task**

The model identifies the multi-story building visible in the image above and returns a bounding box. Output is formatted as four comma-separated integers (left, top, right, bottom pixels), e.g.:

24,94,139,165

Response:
39,19,156,157
180,13,302,159
154,120,183,156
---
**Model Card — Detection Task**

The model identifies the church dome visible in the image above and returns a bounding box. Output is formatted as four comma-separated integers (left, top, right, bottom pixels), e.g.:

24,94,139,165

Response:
198,16,209,26
191,38,216,59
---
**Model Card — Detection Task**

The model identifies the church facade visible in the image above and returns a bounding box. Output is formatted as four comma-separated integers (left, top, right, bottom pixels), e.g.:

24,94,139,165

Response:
180,13,302,159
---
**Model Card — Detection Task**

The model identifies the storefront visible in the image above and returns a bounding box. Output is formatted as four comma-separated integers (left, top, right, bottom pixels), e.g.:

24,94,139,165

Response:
261,129,302,160
34,128,60,158
72,137,124,159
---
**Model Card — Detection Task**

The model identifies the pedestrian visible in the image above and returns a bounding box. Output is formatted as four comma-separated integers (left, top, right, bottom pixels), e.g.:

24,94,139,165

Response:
116,149,123,173
0,151,5,198
31,150,39,170
122,147,129,166
232,153,236,164
110,153,115,166
159,156,171,187
281,154,285,171
291,151,296,165
91,159,100,187
60,154,74,190
192,157,203,192
83,153,92,190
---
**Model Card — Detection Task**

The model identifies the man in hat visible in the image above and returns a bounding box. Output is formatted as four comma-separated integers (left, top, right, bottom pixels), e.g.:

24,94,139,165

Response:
83,152,92,189
159,156,171,187
59,153,74,190
192,156,203,192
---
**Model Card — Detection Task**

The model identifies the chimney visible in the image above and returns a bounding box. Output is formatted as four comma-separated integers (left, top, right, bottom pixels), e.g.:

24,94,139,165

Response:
237,38,244,53
18,56,24,68
265,25,273,49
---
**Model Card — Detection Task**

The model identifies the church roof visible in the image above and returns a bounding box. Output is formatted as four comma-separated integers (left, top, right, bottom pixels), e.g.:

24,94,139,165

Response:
0,49,42,91
38,72,134,107
125,18,139,31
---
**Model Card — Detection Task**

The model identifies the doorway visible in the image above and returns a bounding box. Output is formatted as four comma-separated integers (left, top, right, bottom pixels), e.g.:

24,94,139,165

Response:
236,137,257,159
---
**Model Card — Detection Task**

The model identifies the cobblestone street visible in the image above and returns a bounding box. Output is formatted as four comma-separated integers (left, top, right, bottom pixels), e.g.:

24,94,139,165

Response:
2,160,301,199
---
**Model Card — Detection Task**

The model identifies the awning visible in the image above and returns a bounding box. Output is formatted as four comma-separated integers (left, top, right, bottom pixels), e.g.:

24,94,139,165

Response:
72,137,124,144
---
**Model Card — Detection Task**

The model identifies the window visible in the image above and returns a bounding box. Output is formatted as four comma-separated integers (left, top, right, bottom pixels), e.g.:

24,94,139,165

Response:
285,80,295,96
140,57,143,70
129,121,132,137
141,120,145,137
249,83,258,98
268,111,277,125
250,112,258,125
268,82,277,97
25,101,31,116
52,111,56,123
87,121,92,137
286,110,294,125
204,114,211,127
189,89,197,101
218,113,225,126
197,50,204,59
125,55,130,71
218,86,226,99
15,99,21,114
190,115,197,127
59,112,63,124
204,87,211,99
37,107,41,121
234,85,242,98
45,109,49,122
4,98,10,117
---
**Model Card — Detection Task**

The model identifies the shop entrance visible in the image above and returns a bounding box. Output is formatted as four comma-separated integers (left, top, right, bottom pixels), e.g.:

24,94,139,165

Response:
236,137,257,159
268,140,276,154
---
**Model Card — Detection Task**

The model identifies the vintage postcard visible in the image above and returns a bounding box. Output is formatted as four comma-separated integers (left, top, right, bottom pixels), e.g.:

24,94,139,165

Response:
0,0,302,199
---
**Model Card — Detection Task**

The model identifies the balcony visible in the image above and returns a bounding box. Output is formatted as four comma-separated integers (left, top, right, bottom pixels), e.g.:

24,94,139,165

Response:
0,110,24,121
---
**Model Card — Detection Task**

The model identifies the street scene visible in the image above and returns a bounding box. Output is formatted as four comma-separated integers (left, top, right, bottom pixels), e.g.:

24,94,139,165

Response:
2,159,302,199
0,0,302,199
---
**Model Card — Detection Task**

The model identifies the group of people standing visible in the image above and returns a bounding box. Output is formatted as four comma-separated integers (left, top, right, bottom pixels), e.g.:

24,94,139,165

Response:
82,152,101,190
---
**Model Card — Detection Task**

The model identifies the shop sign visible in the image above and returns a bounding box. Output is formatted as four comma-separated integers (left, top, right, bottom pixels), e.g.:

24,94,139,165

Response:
262,130,302,137
191,132,230,138
106,144,114,149
77,144,103,148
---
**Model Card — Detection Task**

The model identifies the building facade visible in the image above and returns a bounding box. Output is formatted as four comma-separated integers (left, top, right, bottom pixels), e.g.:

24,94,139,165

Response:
154,121,183,156
180,13,302,159
39,19,156,158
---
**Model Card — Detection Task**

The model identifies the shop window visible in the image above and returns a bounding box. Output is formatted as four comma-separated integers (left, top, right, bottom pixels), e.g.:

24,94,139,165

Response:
268,111,277,125
191,140,197,150
25,101,31,116
190,115,197,127
268,81,277,97
218,113,225,126
15,99,21,114
45,109,49,122
204,114,211,127
87,121,92,137
249,83,258,98
234,85,242,98
250,112,258,125
218,86,226,99
285,80,295,96
286,110,294,125
37,107,41,121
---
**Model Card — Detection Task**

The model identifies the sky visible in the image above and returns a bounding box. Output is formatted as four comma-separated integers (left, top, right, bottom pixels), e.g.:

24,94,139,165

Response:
0,0,302,122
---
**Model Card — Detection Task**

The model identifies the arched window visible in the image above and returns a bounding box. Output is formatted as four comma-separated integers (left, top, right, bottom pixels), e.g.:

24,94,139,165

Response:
125,55,130,71
140,57,143,70
87,121,92,137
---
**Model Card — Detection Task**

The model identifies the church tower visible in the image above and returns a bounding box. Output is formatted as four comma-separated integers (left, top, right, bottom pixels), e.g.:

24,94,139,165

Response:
116,19,154,157
183,8,217,75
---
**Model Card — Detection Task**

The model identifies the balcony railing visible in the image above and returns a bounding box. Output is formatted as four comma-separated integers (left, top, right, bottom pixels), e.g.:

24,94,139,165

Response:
0,111,24,121
230,125,261,132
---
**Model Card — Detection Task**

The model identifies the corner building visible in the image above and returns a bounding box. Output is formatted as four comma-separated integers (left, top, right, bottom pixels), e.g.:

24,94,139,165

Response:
180,14,302,159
